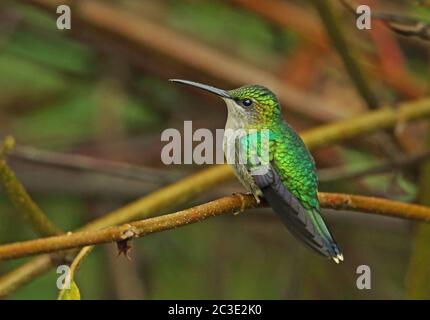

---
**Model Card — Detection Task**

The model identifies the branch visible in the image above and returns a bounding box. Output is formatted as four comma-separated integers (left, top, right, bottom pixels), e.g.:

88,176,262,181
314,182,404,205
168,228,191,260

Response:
319,150,430,182
57,246,91,300
302,98,430,149
0,137,62,236
1,97,430,297
0,164,233,298
12,145,180,185
1,192,430,261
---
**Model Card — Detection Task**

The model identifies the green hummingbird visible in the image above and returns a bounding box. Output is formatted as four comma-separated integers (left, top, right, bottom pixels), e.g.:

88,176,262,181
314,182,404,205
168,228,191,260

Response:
170,79,343,263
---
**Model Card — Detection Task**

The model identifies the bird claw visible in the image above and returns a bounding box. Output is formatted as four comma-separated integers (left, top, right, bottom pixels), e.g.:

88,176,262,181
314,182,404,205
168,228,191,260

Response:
232,192,260,214
253,194,261,205
232,192,247,214
245,192,261,204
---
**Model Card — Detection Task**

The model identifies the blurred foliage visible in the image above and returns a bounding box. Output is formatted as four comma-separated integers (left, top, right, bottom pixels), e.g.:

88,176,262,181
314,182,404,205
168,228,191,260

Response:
166,0,298,66
0,0,429,300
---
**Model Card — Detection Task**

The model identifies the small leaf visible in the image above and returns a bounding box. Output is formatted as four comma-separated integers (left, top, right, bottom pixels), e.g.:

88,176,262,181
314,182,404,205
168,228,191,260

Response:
58,280,81,300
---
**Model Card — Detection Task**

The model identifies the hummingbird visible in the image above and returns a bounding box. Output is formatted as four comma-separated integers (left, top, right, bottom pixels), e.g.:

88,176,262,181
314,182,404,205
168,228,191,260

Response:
170,79,343,263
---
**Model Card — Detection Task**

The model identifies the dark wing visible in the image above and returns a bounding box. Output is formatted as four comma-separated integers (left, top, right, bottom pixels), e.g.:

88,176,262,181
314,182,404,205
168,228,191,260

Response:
252,165,341,260
240,133,341,261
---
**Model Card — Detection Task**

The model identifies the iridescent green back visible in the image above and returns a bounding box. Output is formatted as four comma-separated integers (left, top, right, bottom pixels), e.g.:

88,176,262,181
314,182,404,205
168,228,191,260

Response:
271,123,319,211
229,85,319,211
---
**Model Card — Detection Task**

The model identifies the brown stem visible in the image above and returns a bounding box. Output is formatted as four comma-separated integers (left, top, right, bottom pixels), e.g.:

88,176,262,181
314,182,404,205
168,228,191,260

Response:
318,150,430,182
303,98,430,149
12,145,179,184
1,193,430,261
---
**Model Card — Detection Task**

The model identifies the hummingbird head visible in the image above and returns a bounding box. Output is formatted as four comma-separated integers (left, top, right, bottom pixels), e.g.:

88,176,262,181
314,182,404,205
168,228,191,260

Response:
169,79,282,126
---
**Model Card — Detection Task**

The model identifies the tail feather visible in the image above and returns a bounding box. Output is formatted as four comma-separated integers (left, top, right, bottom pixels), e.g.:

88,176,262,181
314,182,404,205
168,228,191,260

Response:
308,208,343,263
262,186,342,263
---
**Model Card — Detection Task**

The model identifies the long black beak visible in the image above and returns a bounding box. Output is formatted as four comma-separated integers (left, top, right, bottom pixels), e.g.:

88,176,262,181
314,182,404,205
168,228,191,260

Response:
169,79,231,99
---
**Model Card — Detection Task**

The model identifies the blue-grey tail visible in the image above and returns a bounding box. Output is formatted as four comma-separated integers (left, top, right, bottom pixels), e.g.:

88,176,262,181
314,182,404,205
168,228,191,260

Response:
261,186,343,263
308,208,343,263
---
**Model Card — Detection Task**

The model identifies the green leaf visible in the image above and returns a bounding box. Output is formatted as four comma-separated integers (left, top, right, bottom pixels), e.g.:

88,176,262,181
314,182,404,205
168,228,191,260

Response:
58,280,81,300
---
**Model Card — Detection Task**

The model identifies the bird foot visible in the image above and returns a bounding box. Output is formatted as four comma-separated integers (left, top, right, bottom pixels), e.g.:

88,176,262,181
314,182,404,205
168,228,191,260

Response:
253,194,261,205
232,192,259,214
232,192,247,214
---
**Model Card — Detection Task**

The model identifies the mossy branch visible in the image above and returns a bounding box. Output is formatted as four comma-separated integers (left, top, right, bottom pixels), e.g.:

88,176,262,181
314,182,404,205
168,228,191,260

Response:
0,137,62,237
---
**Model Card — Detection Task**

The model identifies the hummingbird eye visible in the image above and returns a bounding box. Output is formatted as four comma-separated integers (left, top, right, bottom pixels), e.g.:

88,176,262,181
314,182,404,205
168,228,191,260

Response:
242,99,253,107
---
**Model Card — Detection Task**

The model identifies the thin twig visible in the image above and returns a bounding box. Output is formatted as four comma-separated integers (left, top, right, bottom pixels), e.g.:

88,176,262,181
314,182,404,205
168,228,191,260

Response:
0,137,62,236
319,150,430,182
12,145,180,185
302,98,430,149
1,192,430,260
57,246,92,299
374,13,430,41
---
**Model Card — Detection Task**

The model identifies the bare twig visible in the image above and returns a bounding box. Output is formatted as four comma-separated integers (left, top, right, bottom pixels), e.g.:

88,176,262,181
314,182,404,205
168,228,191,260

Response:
302,98,430,149
0,137,62,236
374,13,430,41
1,192,430,261
57,246,92,299
319,150,430,182
12,145,180,184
